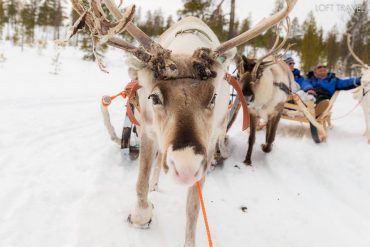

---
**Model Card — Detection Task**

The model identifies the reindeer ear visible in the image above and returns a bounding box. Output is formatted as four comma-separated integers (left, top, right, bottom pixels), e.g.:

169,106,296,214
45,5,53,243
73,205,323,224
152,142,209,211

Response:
219,47,237,66
125,56,147,71
128,67,138,80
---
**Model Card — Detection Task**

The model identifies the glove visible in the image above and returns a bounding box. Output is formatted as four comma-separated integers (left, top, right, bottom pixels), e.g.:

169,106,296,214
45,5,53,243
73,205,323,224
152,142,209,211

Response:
307,89,317,96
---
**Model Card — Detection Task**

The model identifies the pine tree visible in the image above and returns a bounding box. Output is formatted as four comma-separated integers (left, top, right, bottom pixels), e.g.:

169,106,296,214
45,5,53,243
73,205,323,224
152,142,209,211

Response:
6,0,19,27
165,15,174,29
139,10,153,36
228,0,236,39
152,9,165,36
237,16,251,52
324,26,340,71
300,12,322,73
20,1,37,44
53,0,64,40
177,0,211,19
0,0,6,39
37,0,52,29
204,0,227,42
80,32,94,61
288,17,302,52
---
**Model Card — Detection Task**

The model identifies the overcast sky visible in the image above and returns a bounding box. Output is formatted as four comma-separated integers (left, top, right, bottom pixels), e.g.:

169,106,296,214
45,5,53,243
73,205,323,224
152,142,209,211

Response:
68,0,369,35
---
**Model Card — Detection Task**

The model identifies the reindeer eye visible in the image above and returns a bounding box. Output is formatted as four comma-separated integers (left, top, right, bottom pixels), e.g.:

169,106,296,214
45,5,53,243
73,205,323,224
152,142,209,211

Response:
148,94,162,105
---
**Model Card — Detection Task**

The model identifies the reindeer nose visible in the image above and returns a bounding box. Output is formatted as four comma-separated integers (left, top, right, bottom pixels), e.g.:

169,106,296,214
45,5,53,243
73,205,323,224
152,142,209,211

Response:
167,146,206,186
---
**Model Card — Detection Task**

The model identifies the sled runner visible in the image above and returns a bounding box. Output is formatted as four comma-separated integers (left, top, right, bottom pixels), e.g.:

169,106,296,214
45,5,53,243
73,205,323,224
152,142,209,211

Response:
100,81,141,160
281,91,340,143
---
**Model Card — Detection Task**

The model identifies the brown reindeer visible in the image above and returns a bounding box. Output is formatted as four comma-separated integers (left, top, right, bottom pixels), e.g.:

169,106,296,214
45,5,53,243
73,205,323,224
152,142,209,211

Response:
237,19,298,165
68,0,297,246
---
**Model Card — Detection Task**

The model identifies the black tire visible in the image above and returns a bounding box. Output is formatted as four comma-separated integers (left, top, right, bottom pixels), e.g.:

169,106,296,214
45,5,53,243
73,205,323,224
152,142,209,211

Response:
309,123,322,144
121,127,131,149
227,96,241,132
129,146,140,160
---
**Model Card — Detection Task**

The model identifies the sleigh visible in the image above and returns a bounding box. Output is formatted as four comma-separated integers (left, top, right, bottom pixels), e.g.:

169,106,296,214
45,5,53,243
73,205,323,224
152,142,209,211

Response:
281,91,340,143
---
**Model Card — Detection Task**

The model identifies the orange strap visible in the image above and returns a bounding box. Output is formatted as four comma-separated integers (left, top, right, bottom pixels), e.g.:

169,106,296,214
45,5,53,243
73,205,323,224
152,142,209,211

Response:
102,74,249,130
196,181,213,247
101,81,142,126
224,73,250,130
125,81,142,126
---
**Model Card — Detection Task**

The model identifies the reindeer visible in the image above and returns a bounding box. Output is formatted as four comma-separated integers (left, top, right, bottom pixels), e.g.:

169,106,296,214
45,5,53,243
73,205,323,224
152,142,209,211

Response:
347,34,370,144
237,19,298,165
68,0,297,246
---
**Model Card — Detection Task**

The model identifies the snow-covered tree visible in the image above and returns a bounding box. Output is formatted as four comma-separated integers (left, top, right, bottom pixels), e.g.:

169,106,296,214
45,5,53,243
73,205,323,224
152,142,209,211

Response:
50,48,62,75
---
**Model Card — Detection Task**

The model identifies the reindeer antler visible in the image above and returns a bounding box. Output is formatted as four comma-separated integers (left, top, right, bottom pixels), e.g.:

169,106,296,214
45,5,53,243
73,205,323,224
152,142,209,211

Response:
347,33,369,69
250,17,292,82
66,0,297,78
214,0,297,57
67,0,172,72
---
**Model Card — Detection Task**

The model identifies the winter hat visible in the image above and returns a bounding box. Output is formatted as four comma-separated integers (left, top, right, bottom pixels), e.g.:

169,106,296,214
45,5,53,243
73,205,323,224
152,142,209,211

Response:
284,56,295,64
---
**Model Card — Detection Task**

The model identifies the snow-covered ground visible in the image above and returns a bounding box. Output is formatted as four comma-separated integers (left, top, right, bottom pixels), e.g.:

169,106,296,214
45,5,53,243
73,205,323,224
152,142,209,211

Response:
1,42,370,247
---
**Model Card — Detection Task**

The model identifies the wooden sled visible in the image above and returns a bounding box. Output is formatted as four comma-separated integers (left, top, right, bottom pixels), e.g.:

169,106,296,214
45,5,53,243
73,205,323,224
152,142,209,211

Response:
281,91,340,143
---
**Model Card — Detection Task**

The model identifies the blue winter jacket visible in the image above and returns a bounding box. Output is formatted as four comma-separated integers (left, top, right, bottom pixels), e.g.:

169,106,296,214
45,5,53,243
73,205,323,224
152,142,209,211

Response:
292,68,304,85
299,73,361,97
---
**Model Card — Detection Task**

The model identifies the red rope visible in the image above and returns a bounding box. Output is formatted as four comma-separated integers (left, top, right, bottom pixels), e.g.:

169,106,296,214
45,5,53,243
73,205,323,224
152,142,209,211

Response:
196,181,213,247
101,81,142,126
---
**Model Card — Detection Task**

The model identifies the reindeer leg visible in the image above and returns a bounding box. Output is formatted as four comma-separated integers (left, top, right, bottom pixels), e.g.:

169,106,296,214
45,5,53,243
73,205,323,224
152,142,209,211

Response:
262,106,283,153
244,113,257,165
128,133,156,228
184,177,205,247
218,115,230,159
149,152,162,192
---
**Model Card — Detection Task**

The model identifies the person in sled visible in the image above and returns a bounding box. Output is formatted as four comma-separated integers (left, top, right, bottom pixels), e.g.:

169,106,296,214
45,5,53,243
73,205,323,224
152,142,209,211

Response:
300,63,362,117
284,56,304,85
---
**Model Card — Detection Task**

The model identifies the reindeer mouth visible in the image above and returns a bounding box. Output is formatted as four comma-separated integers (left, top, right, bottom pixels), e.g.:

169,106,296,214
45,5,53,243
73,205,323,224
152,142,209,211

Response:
166,146,206,186
172,165,203,186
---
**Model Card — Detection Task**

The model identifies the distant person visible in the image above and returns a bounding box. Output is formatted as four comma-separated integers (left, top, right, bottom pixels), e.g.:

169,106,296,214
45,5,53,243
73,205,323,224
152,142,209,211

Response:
300,63,362,116
284,56,304,86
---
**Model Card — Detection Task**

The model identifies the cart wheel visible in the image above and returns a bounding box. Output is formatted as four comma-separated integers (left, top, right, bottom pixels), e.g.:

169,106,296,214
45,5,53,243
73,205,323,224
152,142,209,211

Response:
121,127,131,149
129,146,140,160
309,123,322,143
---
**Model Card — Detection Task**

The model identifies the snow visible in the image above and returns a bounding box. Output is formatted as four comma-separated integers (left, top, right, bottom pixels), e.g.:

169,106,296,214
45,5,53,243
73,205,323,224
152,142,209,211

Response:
1,42,370,247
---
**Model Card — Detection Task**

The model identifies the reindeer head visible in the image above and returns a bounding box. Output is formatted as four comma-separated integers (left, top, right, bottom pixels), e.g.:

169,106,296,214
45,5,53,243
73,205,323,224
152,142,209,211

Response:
238,18,292,103
70,0,297,186
148,77,221,185
238,55,260,102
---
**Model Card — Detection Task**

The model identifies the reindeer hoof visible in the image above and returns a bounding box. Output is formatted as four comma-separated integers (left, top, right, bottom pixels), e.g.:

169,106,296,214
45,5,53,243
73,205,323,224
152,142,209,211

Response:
128,203,153,228
150,183,158,192
261,144,272,153
243,159,252,166
127,215,152,229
